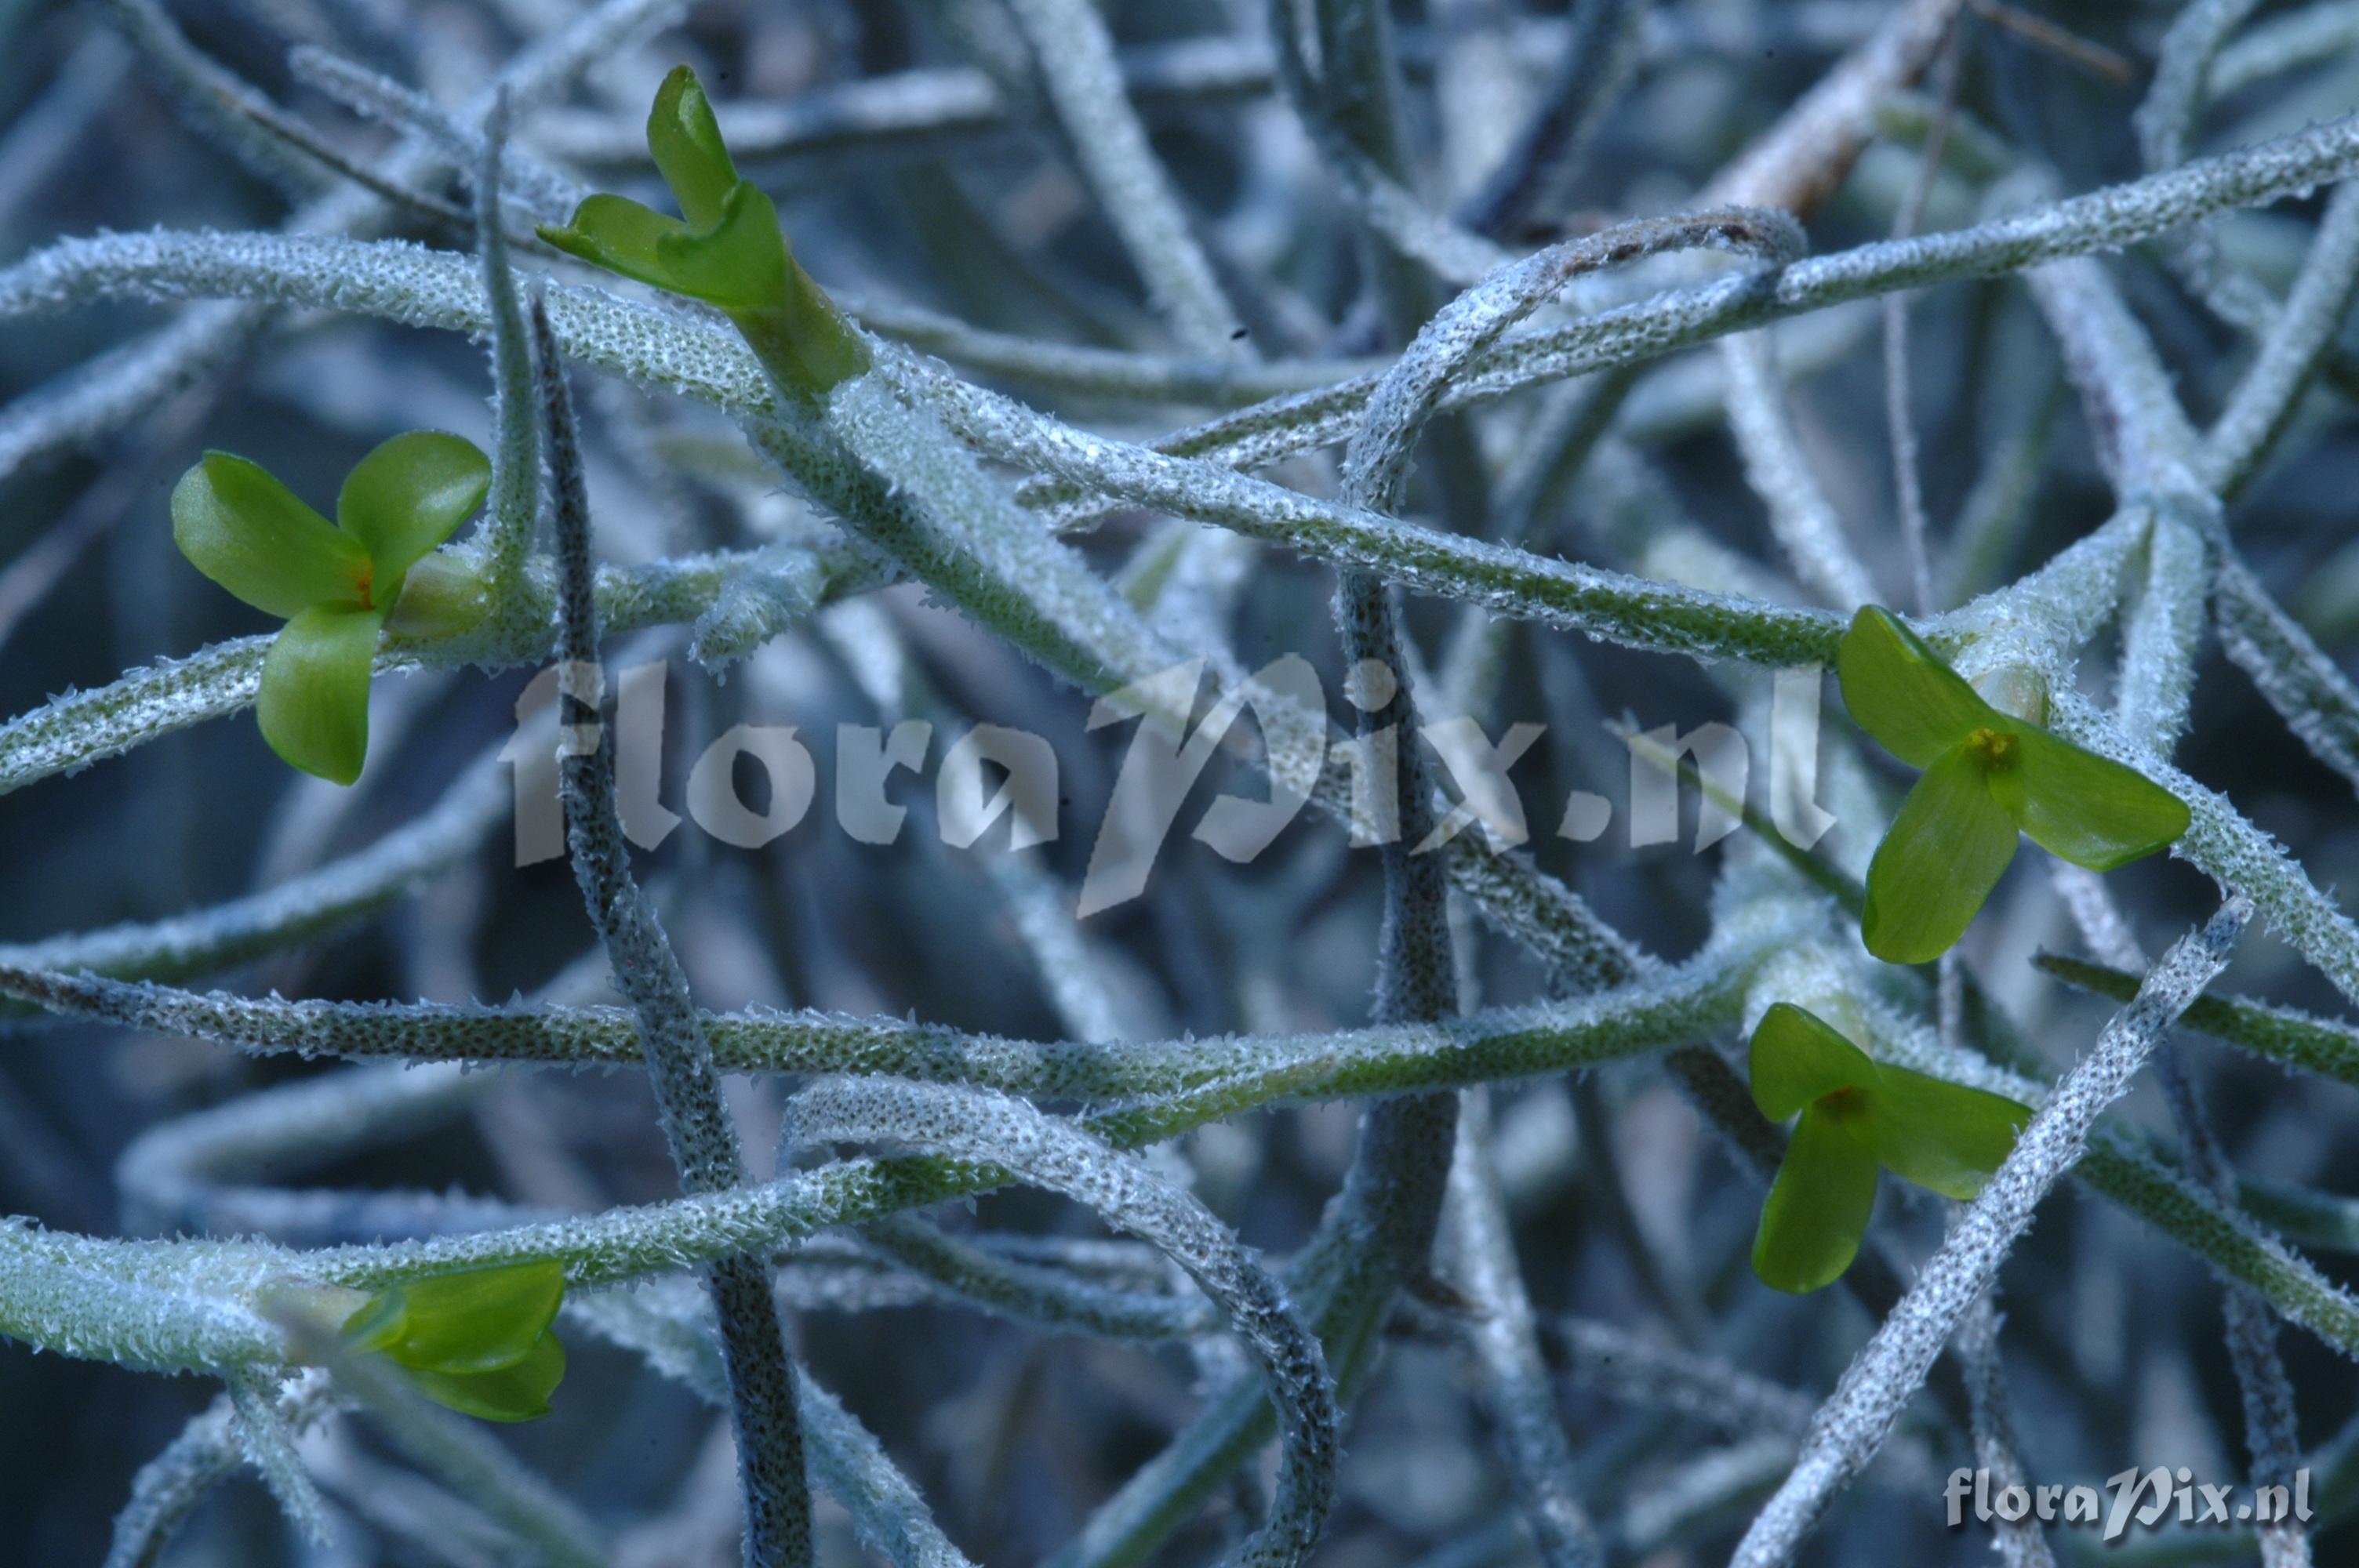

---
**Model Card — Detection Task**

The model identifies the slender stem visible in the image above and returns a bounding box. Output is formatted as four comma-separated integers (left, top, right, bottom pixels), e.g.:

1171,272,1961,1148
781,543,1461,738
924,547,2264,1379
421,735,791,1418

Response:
534,291,813,1568
1440,1091,1602,1566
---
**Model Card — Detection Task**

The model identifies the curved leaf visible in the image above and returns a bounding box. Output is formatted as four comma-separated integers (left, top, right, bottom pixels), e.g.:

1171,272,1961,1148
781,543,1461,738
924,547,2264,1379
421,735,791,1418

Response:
336,431,489,583
172,452,369,619
1753,1101,1880,1293
256,604,384,785
1837,605,1997,768
1861,742,2019,964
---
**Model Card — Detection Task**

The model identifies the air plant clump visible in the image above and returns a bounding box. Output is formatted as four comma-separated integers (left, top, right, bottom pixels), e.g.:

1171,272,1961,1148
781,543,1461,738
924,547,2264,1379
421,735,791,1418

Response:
2,2,2359,1566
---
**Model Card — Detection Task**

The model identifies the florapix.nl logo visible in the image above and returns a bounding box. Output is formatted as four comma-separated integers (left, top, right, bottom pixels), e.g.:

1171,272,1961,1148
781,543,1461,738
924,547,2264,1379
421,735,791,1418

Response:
1946,1465,2316,1542
503,655,1844,914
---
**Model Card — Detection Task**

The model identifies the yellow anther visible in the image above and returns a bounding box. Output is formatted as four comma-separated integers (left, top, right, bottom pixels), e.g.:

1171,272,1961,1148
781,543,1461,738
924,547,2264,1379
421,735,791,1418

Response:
1966,726,2017,764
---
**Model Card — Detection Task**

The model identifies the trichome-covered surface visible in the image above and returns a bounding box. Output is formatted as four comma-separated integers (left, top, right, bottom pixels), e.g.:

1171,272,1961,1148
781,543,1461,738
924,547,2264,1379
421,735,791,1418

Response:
2,1,2359,1564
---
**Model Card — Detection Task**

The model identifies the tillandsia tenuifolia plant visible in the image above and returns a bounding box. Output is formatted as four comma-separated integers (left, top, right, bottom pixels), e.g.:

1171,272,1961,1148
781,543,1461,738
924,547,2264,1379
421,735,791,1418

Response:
336,1260,567,1422
18,1,2359,1564
537,65,869,401
1839,606,2192,964
170,433,491,783
1747,1003,2031,1292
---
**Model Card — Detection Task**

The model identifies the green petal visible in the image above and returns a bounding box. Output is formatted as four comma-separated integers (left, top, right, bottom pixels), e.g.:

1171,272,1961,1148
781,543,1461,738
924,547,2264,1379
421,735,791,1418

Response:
336,431,490,583
1861,742,2021,964
1837,605,2001,768
256,604,385,785
1752,1102,1881,1294
539,184,787,313
407,1331,566,1422
650,178,789,310
539,194,694,290
1861,1065,2032,1201
171,452,370,619
734,267,873,397
342,1260,566,1374
1748,1002,1879,1121
337,1285,410,1356
648,64,738,231
383,553,489,640
1984,721,2190,872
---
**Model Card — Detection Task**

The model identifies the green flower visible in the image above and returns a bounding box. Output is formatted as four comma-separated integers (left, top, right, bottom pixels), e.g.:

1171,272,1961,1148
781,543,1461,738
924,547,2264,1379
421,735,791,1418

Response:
1748,1003,2031,1293
1839,605,2190,964
171,432,490,786
539,65,869,398
340,1260,567,1422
